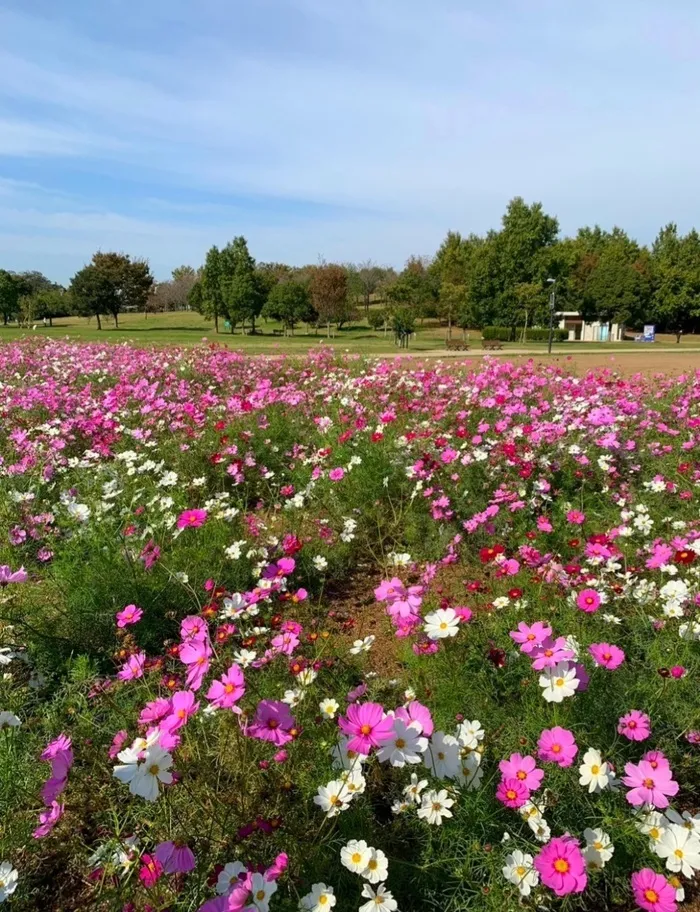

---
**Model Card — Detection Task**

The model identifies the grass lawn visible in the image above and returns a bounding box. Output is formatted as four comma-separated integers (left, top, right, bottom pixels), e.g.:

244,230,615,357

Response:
1,311,699,354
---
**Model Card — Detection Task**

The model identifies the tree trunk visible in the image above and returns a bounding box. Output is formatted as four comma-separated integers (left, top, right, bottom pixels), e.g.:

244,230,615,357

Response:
326,320,331,338
214,312,219,333
676,330,682,343
96,313,102,330
49,317,53,327
364,293,370,317
447,314,452,341
114,312,119,328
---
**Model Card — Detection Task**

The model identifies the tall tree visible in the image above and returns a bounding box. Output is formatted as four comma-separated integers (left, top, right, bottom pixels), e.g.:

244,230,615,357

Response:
69,265,117,330
69,252,153,328
0,271,26,325
199,246,224,333
651,224,700,340
310,264,348,337
262,279,315,335
220,237,264,334
356,259,386,316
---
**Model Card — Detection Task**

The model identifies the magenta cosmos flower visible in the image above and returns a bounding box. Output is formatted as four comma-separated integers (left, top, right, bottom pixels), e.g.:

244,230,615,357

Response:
496,777,530,808
139,853,164,887
179,640,211,691
510,621,552,654
154,840,196,874
395,700,434,736
328,467,345,481
33,801,64,839
338,702,394,754
0,565,28,585
118,652,146,681
534,835,587,897
498,753,544,790
622,759,679,809
531,637,575,670
618,710,651,741
631,869,677,912
588,642,625,670
116,604,143,628
537,727,578,767
162,690,199,732
248,700,296,745
576,588,601,613
206,664,246,710
176,509,207,530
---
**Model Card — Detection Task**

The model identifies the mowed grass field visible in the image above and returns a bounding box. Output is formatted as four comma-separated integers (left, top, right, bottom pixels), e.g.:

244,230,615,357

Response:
1,310,700,364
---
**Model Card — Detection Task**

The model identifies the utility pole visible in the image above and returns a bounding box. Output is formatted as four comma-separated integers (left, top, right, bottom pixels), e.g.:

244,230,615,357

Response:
547,278,556,355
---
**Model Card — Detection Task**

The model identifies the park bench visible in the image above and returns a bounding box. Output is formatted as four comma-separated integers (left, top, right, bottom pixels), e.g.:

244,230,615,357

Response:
445,340,470,351
482,340,503,351
272,329,284,336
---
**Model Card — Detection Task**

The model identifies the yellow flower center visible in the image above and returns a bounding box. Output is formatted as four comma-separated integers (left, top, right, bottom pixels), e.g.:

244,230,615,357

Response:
516,866,526,876
644,889,659,903
352,853,362,864
591,765,600,774
555,678,565,687
674,849,684,859
554,859,570,874
256,890,266,901
395,738,406,749
360,724,372,735
148,763,160,775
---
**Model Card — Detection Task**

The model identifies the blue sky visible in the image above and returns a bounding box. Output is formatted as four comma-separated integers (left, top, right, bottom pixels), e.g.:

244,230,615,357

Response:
1,0,700,283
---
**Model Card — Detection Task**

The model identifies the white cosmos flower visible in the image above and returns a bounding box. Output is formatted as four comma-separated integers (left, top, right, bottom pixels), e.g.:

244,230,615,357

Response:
583,828,615,869
319,698,339,719
636,811,669,850
376,718,428,767
349,636,376,655
216,861,248,895
222,593,246,619
340,840,372,874
299,883,336,912
113,744,173,802
297,668,317,687
456,750,483,790
233,649,257,667
578,748,611,793
250,872,277,912
313,780,352,817
423,608,459,640
67,502,91,522
358,883,397,912
417,789,454,825
282,688,303,707
391,799,411,814
0,862,18,903
539,661,579,703
338,769,366,797
0,711,21,730
424,732,460,778
330,736,367,771
665,809,700,833
361,848,388,884
502,849,539,896
456,719,485,750
403,773,428,804
655,825,700,877
313,556,328,572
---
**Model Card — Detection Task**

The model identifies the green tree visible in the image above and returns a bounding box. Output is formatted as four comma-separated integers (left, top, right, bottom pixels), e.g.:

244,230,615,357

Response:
386,256,437,322
650,224,700,340
33,288,72,326
392,306,416,348
262,280,315,335
0,271,26,325
69,265,118,330
438,281,468,339
220,237,264,334
69,253,153,328
310,264,349,337
199,246,225,333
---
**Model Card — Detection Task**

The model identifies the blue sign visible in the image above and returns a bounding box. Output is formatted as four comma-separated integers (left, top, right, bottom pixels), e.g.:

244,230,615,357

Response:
643,325,655,342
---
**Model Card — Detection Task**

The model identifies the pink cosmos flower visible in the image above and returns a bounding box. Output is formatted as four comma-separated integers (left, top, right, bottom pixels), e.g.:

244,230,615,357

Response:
510,621,552,654
138,698,172,726
576,588,601,613
622,759,679,809
0,565,28,585
588,642,625,670
531,636,575,670
266,852,288,881
338,702,395,754
41,734,73,763
395,701,434,736
669,665,686,679
618,710,651,742
108,730,129,760
248,700,296,746
534,835,587,897
566,510,586,525
496,777,530,808
180,615,209,642
33,801,64,839
498,753,544,790
642,750,670,773
270,631,300,656
162,690,199,731
206,664,246,710
179,640,212,691
139,853,164,887
329,468,345,481
154,840,197,874
41,775,68,805
116,604,143,628
177,509,207,529
118,652,146,681
537,727,578,767
631,869,677,912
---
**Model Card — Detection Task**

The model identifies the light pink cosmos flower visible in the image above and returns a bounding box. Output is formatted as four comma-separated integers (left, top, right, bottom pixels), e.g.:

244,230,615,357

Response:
247,700,296,746
118,652,146,681
537,727,578,767
531,636,575,670
116,604,143,627
161,690,199,732
270,631,300,656
510,621,552,654
576,588,601,613
498,753,544,790
108,730,129,759
177,509,207,529
534,835,587,897
179,640,212,691
588,642,625,670
0,565,28,585
642,750,670,773
180,615,209,642
338,702,394,754
496,777,530,808
33,801,64,839
206,664,246,710
622,759,679,808
566,510,585,525
138,698,172,726
631,868,677,912
395,701,434,737
618,710,651,741
154,840,197,874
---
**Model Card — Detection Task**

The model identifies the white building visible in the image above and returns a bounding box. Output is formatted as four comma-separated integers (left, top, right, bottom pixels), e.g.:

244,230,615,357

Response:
556,311,625,342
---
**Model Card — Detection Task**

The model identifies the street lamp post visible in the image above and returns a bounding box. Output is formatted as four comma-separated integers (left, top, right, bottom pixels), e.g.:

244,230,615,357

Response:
546,278,556,355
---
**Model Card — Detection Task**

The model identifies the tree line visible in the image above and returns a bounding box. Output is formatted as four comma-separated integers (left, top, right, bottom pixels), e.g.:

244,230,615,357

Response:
2,198,700,340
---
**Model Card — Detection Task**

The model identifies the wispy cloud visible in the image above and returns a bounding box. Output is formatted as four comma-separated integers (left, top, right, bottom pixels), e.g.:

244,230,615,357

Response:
1,0,700,281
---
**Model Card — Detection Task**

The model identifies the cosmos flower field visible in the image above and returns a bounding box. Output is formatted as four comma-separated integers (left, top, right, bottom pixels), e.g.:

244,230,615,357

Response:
0,339,699,912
